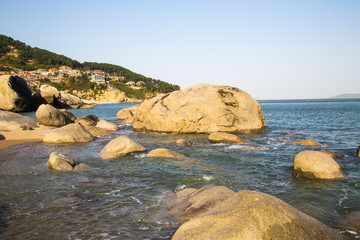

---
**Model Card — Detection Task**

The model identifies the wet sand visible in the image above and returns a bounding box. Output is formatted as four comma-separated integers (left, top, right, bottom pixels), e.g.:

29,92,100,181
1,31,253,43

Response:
0,126,52,151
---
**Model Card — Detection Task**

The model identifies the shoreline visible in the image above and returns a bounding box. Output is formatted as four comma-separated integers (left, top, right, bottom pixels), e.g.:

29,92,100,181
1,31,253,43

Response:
0,126,52,151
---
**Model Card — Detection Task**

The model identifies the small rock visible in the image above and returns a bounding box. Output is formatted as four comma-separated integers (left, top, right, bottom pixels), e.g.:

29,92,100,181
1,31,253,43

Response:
357,146,360,158
289,139,322,146
96,120,119,131
147,148,187,159
47,152,76,171
100,136,146,159
36,104,73,127
176,139,192,146
292,150,344,180
115,105,138,124
209,132,246,144
79,104,94,109
73,163,91,171
0,134,5,140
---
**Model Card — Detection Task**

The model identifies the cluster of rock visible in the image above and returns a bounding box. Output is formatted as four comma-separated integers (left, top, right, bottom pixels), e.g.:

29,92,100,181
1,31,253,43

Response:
47,152,90,171
169,185,346,239
0,75,92,112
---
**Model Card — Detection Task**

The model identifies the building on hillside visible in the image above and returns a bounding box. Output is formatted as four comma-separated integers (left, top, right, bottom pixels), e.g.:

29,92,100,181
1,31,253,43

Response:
126,81,135,86
136,81,144,86
90,74,106,84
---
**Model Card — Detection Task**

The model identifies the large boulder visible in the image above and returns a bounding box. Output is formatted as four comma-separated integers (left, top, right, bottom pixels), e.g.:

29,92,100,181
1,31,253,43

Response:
292,151,344,180
59,109,77,122
95,120,119,131
172,187,346,240
43,123,95,143
100,136,146,159
208,132,246,144
131,84,266,134
0,75,32,112
32,85,61,109
170,185,235,222
0,110,38,129
59,91,85,109
36,104,73,127
147,148,188,159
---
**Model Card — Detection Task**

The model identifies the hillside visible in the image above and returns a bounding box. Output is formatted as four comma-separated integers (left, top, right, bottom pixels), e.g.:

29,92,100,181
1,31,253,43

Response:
0,34,180,100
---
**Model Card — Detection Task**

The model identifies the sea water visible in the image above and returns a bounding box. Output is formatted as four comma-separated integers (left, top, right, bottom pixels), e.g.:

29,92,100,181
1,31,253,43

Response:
0,99,359,239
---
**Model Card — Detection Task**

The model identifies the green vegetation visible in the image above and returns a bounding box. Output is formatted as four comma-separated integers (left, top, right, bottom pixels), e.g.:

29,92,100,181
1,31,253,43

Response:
0,34,180,98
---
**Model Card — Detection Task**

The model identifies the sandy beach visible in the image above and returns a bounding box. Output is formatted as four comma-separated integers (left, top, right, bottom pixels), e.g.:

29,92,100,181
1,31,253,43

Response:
0,126,52,151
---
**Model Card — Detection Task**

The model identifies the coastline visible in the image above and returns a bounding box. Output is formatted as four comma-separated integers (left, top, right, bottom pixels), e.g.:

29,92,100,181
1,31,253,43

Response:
0,126,52,151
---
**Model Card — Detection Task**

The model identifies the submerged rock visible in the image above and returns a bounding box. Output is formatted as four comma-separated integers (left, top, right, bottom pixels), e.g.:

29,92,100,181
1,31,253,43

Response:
43,123,95,143
176,139,192,146
95,119,119,131
343,211,360,229
147,148,187,159
36,104,73,127
47,152,90,171
172,186,346,240
132,84,266,134
0,75,32,112
289,139,322,146
100,136,146,159
292,151,344,180
208,132,245,144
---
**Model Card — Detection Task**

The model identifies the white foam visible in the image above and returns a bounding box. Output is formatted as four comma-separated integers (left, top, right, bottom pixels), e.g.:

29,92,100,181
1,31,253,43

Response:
135,153,146,158
202,175,214,181
176,184,186,191
131,196,143,204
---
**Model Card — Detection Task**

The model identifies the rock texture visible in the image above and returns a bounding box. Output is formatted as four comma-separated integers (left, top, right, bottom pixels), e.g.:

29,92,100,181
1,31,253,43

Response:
43,123,95,143
147,148,188,159
47,152,90,171
131,84,266,134
0,110,38,129
95,120,119,131
208,132,245,144
289,139,322,146
59,91,85,109
115,105,138,124
36,104,73,127
293,151,344,180
82,125,111,137
59,109,77,122
0,75,32,112
74,115,98,127
100,136,146,159
320,150,342,159
172,186,346,240
176,139,192,146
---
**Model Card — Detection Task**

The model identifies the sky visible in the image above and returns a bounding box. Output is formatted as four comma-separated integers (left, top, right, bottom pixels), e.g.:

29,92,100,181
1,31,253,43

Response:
0,0,359,99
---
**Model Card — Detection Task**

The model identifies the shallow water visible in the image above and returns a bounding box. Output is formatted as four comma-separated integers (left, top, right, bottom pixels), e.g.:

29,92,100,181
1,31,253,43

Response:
1,99,360,239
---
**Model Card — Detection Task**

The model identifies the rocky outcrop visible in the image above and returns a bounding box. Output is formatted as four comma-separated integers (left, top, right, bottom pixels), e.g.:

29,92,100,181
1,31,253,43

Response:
176,139,192,146
47,152,90,171
0,75,33,112
74,115,99,127
0,110,38,129
289,139,322,146
292,151,344,180
147,148,188,159
208,132,245,144
171,186,346,240
115,105,139,124
131,84,266,134
36,104,73,127
95,120,119,131
100,136,146,159
43,123,95,143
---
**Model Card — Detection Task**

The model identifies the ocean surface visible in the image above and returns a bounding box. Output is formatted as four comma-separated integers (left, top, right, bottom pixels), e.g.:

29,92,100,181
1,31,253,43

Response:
0,99,360,239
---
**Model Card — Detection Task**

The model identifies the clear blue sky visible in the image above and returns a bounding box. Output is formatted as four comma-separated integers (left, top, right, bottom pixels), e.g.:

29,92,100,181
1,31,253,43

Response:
1,0,359,99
